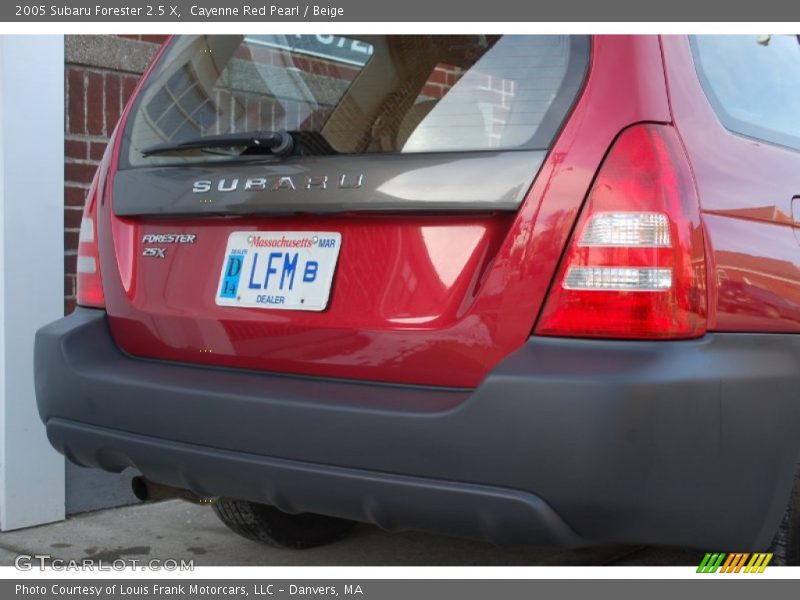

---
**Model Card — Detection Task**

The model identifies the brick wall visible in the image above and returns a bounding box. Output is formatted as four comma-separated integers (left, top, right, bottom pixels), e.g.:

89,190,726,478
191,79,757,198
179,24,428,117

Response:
63,35,167,314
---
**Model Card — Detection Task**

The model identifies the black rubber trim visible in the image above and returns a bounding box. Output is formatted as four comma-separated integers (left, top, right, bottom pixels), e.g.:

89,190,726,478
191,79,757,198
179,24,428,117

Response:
527,34,590,151
36,308,800,550
47,418,582,547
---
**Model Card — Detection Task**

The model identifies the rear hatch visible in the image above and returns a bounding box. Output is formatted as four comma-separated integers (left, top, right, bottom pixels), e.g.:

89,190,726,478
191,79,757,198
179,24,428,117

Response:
102,34,589,387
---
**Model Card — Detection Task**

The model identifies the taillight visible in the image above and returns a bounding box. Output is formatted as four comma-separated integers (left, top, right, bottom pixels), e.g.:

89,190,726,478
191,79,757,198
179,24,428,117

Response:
536,123,706,339
76,174,105,308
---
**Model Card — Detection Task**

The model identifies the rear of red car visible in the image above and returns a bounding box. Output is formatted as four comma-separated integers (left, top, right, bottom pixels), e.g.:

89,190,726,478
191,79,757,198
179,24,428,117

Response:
36,35,800,558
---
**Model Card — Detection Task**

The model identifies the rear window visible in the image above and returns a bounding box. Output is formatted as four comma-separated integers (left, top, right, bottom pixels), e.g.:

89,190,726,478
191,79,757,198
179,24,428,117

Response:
121,34,588,167
691,35,800,151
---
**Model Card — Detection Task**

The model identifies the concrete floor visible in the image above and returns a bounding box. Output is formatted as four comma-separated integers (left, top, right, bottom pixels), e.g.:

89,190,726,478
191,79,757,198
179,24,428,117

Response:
0,500,704,566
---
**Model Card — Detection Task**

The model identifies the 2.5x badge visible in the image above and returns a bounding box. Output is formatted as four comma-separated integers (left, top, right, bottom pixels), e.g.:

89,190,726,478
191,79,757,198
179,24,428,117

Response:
141,233,196,259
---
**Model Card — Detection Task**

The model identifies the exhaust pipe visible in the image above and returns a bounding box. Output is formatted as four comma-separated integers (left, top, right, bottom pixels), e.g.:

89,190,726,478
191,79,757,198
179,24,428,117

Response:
131,476,217,504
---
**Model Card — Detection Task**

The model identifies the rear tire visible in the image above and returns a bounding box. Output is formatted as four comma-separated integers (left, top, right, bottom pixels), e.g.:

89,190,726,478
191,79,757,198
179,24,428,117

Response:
212,498,356,549
770,466,800,565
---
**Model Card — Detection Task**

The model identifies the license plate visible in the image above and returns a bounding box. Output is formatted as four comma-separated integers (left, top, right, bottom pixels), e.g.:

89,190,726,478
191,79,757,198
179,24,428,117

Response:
216,231,342,311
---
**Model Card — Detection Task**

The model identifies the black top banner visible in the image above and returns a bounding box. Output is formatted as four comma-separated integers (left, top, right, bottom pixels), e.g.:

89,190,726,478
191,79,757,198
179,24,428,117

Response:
4,0,800,22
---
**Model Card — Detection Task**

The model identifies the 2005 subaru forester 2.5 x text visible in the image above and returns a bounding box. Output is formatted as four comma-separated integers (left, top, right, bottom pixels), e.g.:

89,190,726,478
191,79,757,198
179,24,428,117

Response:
35,34,800,562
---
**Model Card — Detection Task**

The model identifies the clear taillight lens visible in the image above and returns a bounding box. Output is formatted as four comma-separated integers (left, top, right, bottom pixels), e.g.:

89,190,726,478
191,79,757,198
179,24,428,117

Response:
579,212,671,248
563,266,673,292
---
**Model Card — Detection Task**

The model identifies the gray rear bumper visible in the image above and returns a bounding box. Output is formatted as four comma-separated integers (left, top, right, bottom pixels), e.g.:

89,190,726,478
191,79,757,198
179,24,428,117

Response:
35,308,800,549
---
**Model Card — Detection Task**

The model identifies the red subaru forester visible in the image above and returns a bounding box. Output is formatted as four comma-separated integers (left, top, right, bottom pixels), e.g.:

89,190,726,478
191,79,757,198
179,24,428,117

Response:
36,34,800,562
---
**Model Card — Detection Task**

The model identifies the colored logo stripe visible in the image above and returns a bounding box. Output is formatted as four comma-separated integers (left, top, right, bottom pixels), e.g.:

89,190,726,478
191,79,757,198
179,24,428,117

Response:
697,553,773,573
745,553,773,573
697,553,726,573
720,553,748,573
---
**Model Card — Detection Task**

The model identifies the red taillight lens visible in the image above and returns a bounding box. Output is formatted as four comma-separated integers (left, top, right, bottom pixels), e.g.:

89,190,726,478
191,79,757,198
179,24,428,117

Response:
76,174,105,308
536,124,706,339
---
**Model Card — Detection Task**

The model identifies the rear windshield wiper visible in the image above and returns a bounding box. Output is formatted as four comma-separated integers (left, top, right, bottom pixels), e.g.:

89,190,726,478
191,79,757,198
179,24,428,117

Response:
141,131,294,158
